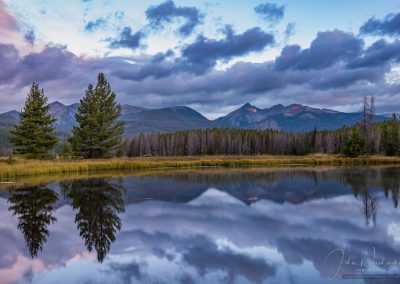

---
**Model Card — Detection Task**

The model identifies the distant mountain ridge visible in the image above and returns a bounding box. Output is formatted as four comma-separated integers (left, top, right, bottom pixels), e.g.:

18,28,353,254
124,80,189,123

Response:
214,102,388,131
0,101,392,146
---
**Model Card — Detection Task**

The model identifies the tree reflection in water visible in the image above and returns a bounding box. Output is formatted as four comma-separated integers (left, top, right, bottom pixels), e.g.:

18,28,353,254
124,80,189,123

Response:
381,168,400,208
343,170,378,227
361,189,377,227
8,186,58,257
61,178,125,262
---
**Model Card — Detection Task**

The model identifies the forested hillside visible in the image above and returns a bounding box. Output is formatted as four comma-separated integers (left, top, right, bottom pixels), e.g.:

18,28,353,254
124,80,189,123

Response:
127,117,399,157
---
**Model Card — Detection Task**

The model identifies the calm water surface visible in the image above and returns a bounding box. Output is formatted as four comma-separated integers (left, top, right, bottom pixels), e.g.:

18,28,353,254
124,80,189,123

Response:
1,167,400,284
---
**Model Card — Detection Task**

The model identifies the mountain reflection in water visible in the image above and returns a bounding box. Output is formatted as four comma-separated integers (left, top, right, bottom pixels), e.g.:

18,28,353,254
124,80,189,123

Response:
1,167,400,284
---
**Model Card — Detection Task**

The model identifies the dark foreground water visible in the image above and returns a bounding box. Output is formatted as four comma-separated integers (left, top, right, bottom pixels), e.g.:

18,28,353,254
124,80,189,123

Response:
1,167,400,284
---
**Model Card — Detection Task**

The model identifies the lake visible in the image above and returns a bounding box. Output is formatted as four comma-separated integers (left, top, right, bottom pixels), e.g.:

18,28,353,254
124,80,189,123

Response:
1,167,400,284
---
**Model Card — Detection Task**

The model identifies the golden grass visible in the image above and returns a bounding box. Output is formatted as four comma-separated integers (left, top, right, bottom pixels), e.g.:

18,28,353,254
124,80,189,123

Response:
1,155,400,179
0,166,324,190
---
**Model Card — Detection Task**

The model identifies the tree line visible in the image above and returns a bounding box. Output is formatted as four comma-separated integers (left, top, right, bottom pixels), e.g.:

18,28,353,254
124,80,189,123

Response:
126,120,399,157
127,97,399,158
9,73,124,159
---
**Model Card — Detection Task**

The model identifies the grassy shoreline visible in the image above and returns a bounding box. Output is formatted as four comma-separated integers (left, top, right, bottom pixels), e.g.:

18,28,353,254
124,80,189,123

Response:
0,166,354,190
1,155,400,179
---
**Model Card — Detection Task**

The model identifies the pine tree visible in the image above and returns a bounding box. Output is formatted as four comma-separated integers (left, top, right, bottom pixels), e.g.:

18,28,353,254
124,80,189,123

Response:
309,127,317,153
343,129,366,157
70,73,124,158
381,113,399,156
9,83,58,159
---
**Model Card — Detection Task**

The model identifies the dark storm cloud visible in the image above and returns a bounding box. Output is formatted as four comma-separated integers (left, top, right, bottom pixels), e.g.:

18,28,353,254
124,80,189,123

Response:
360,12,400,37
347,39,400,68
275,30,363,70
182,26,275,71
311,65,386,90
24,29,35,45
110,26,274,79
111,59,289,95
254,2,285,23
85,18,106,32
146,0,203,36
109,27,143,49
18,46,76,86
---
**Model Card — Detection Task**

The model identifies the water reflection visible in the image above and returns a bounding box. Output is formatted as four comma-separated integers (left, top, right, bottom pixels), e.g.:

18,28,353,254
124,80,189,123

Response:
60,179,125,262
7,186,58,257
1,167,400,284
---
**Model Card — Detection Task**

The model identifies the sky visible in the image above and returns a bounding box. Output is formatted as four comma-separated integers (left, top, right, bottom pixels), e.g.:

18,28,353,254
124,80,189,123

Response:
0,0,400,118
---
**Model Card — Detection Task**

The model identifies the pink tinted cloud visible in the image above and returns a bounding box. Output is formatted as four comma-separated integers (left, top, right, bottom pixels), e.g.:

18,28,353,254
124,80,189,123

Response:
0,0,19,32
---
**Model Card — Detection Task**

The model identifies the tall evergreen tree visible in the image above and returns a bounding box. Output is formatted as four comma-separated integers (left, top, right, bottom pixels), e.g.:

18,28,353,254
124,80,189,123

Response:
9,83,57,159
70,73,124,158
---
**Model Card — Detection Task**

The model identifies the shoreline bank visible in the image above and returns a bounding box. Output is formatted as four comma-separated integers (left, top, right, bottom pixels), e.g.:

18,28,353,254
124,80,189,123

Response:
1,155,400,179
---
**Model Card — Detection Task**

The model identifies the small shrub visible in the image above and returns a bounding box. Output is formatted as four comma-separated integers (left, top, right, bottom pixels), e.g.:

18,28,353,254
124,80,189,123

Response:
6,155,17,165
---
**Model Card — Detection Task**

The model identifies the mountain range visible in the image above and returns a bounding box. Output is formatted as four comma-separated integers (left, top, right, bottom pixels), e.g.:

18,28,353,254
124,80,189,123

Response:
0,101,392,149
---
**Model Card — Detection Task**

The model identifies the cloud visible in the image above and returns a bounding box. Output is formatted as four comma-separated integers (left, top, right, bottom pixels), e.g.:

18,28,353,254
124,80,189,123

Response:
114,11,124,20
360,12,400,37
182,235,277,283
0,44,20,84
17,46,76,86
347,39,400,68
182,26,275,71
146,0,203,37
85,18,106,32
310,65,386,90
1,26,400,115
0,0,19,33
284,22,296,39
109,27,143,50
254,2,285,24
107,261,142,283
111,53,180,81
275,30,363,70
24,30,35,45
